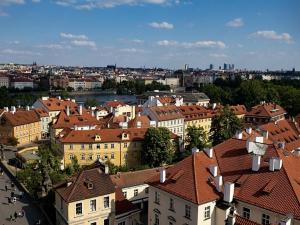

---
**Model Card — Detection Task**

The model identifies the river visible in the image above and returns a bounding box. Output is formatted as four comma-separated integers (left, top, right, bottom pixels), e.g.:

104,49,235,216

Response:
73,94,137,105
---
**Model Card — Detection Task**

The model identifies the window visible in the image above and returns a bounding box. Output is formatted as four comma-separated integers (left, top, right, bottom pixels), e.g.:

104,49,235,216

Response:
88,154,93,160
123,191,127,198
90,222,96,225
104,196,109,208
169,198,174,211
155,192,160,204
69,144,73,150
104,219,109,225
118,222,125,225
97,154,100,159
90,199,96,212
204,206,210,220
104,144,108,149
124,143,128,148
89,144,92,150
145,187,149,194
154,214,159,225
243,207,250,219
185,205,191,219
69,154,74,160
262,214,270,225
81,144,84,150
75,203,82,216
111,144,114,149
111,153,115,159
81,154,85,160
96,144,100,149
134,189,138,197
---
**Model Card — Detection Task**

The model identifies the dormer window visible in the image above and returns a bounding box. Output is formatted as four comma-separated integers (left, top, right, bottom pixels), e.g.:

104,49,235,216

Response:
87,182,93,189
95,134,101,141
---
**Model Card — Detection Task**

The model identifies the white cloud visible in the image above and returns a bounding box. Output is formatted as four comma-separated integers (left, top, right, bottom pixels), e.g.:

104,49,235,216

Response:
0,11,9,16
120,48,145,53
149,21,174,29
157,40,226,49
36,44,65,49
132,39,144,44
60,32,88,40
252,30,293,43
1,49,41,56
209,53,228,58
71,40,97,49
0,0,25,5
226,18,244,28
54,0,179,9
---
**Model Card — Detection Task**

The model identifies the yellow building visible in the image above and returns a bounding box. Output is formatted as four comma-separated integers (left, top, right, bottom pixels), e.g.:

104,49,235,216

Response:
178,105,213,135
54,165,141,225
57,128,148,168
0,107,41,146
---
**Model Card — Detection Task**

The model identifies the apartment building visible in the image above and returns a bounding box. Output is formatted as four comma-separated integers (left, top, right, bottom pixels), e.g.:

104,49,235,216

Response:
54,165,140,225
10,77,34,89
0,74,9,88
146,130,300,225
105,100,136,121
144,105,184,139
178,105,212,134
0,107,41,146
56,127,148,168
245,102,286,125
33,108,50,139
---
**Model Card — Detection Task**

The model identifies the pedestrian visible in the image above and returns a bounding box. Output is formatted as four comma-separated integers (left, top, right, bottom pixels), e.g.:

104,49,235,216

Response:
14,211,18,220
11,191,14,197
9,214,13,221
5,184,8,191
12,196,16,204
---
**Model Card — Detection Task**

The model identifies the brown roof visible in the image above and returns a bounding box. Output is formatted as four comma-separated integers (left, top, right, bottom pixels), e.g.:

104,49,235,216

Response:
110,167,162,188
147,151,220,204
128,114,150,128
33,108,49,117
148,105,184,121
39,97,78,111
157,96,175,105
55,167,115,203
296,113,300,126
58,128,149,143
259,119,300,151
179,105,212,121
1,109,40,126
105,100,126,108
235,216,261,225
246,103,286,118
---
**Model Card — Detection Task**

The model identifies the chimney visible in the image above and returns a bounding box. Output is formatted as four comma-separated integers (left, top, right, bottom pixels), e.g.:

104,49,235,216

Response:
66,105,70,116
4,107,9,112
10,106,16,114
136,121,142,128
246,127,252,135
294,147,300,157
209,165,218,177
58,96,61,100
269,157,282,171
280,215,293,225
263,131,269,139
252,154,261,171
79,105,83,115
235,131,243,139
212,103,217,110
160,168,166,183
67,181,72,187
204,148,213,158
26,106,30,111
224,182,235,203
105,164,109,174
255,136,264,143
215,175,223,192
137,112,141,117
191,147,199,154
91,109,95,117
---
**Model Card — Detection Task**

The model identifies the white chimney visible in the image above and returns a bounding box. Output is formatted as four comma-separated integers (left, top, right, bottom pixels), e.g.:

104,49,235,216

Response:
246,127,252,134
26,106,30,111
105,164,109,174
79,105,83,115
191,147,199,154
71,99,76,103
235,131,243,139
66,105,70,116
10,106,16,114
212,103,217,110
215,175,223,192
269,157,276,171
160,169,166,183
224,182,235,203
91,109,95,117
137,121,142,128
252,154,261,171
263,131,269,139
204,148,213,158
274,158,282,170
58,96,61,100
4,107,9,112
255,136,264,143
209,165,218,177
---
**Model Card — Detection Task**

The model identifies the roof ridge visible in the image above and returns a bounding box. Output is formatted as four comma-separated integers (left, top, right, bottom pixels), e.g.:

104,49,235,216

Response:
66,170,85,202
192,153,200,204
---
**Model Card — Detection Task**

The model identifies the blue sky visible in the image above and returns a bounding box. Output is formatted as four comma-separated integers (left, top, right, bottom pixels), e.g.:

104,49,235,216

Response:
0,0,299,70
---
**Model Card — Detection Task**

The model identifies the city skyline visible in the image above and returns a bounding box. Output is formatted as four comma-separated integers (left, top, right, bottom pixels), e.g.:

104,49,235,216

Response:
0,0,299,70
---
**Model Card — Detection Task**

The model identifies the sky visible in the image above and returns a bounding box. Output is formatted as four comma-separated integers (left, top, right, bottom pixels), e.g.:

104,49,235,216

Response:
0,0,299,70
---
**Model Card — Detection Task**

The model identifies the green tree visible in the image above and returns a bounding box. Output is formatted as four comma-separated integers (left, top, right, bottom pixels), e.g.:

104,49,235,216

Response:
102,79,117,90
84,98,98,107
7,137,19,146
210,106,241,145
17,164,43,195
65,156,81,176
185,126,208,151
142,127,174,167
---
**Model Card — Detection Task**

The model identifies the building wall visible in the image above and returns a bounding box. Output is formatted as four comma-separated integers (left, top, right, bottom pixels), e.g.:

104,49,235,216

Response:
184,117,212,135
55,192,115,225
114,105,136,121
13,121,41,146
0,76,9,88
121,184,149,204
11,81,33,89
157,119,184,139
60,141,142,168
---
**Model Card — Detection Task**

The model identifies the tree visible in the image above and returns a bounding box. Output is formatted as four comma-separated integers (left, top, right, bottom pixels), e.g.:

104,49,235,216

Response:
17,164,43,195
210,106,241,145
142,127,174,167
102,79,117,90
7,137,19,146
84,98,98,108
65,156,81,176
185,126,208,151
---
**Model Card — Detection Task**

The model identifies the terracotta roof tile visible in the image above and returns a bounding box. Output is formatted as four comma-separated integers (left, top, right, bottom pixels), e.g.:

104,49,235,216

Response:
246,103,286,118
148,105,184,121
1,109,40,126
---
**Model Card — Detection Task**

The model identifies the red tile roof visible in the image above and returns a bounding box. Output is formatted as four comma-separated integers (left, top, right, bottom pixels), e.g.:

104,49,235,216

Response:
147,151,220,204
128,114,150,128
105,100,126,108
115,188,139,216
39,97,78,111
148,105,184,121
235,216,261,225
55,167,115,203
246,103,286,118
1,109,40,126
179,105,212,121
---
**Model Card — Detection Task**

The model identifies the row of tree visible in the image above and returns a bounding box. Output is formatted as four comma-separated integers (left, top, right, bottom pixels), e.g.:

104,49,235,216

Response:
198,78,300,116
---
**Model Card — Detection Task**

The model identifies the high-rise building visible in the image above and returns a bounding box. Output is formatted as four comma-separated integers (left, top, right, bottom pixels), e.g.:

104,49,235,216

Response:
224,63,228,70
209,64,214,70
